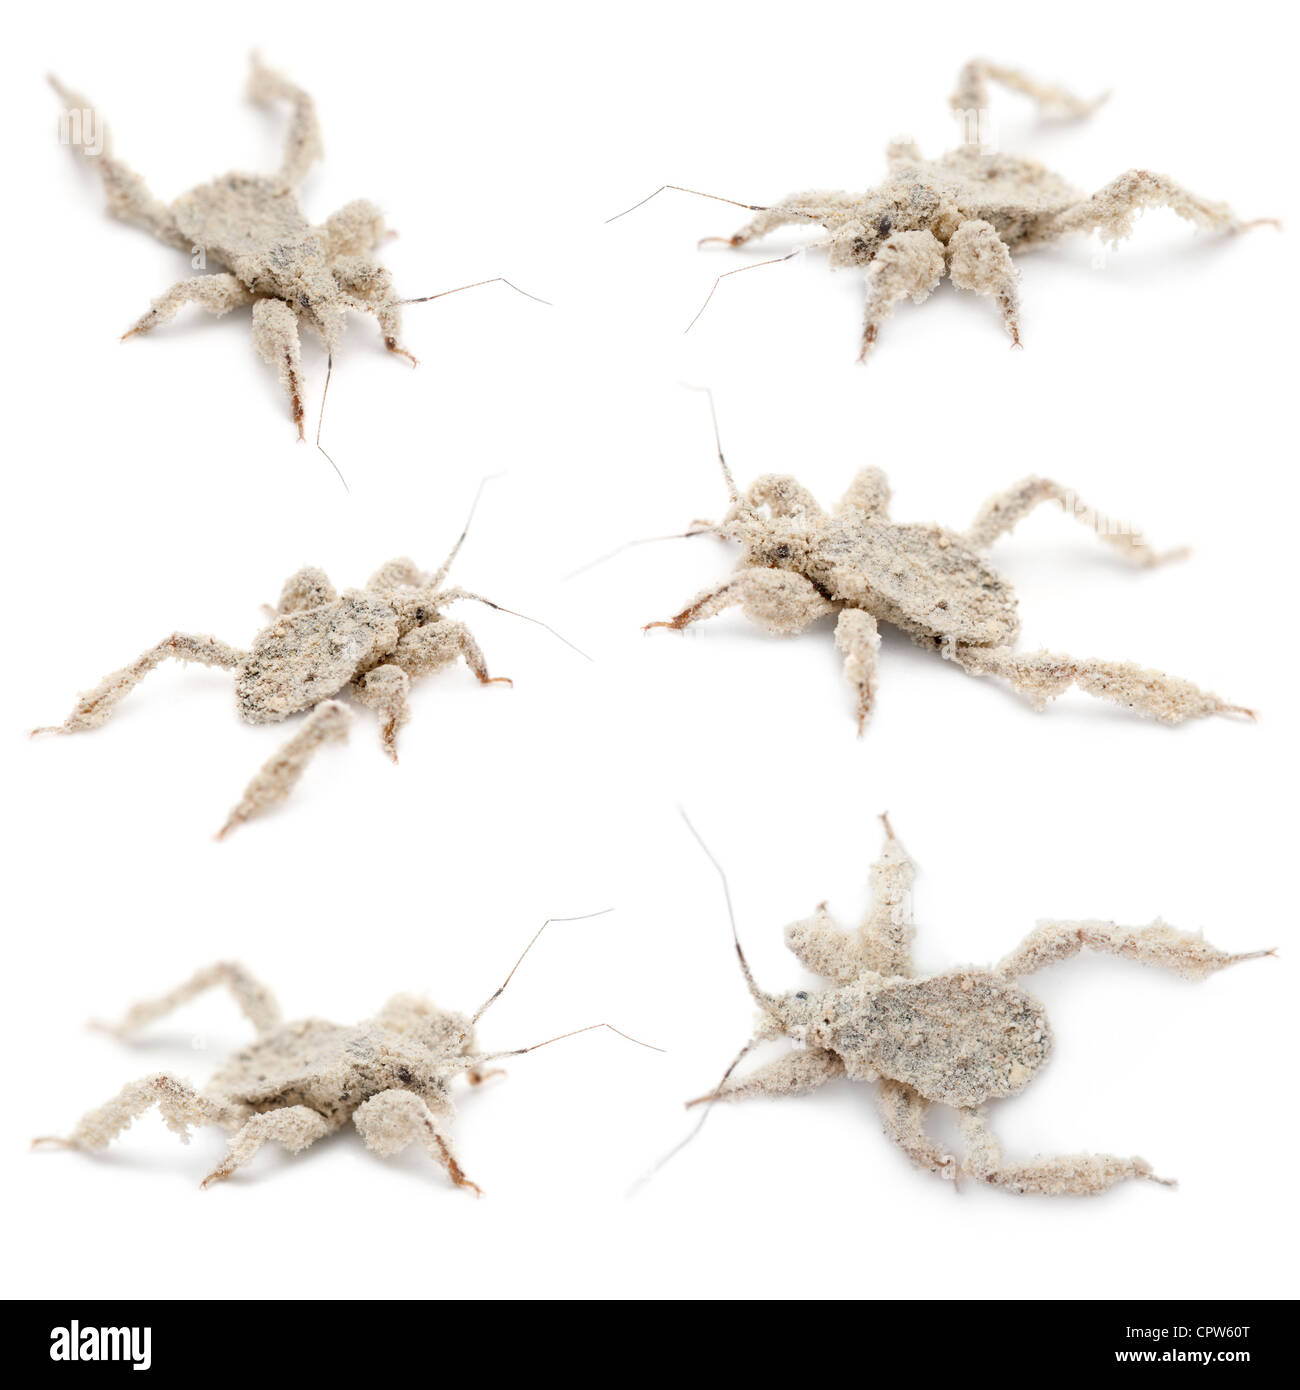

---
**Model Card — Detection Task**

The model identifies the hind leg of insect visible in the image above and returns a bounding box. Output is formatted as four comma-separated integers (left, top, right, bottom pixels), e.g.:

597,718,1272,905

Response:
645,567,836,635
996,920,1274,983
949,60,1107,121
32,633,248,735
965,476,1187,567
201,1107,334,1189
948,643,1254,723
251,298,307,438
876,1080,956,1179
120,274,255,342
247,56,323,189
685,1048,844,1108
217,700,351,840
860,231,946,361
1051,169,1268,242
48,77,190,249
353,1091,482,1194
946,220,1021,346
34,1074,238,1153
958,1107,1172,1196
700,190,859,249
93,962,282,1040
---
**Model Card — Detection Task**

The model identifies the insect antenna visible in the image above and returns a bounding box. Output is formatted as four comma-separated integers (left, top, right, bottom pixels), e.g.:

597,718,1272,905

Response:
685,249,802,335
431,475,501,588
629,813,775,1193
396,277,552,308
682,383,739,505
628,1034,762,1196
562,526,715,580
470,908,614,1026
605,185,773,224
315,352,350,493
486,1021,664,1060
440,589,593,661
678,808,767,1008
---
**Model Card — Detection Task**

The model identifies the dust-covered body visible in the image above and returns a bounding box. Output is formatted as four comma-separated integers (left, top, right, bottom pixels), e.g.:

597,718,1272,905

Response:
50,59,538,438
35,964,495,1191
684,817,1270,1196
681,61,1270,358
32,500,545,836
648,448,1250,732
36,922,645,1192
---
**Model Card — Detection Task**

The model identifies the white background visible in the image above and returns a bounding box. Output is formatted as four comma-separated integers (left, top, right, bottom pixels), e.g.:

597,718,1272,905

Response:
2,0,1295,1302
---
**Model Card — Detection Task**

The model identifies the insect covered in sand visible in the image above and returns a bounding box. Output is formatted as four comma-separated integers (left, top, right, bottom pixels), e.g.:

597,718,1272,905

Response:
651,814,1271,1197
49,57,547,468
34,913,660,1193
639,394,1253,734
608,59,1275,359
31,483,588,837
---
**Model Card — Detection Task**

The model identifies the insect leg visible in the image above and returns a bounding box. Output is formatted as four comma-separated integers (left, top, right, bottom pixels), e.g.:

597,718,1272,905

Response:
120,274,254,341
251,298,307,439
34,1074,235,1154
31,633,247,735
353,1090,481,1195
247,56,323,189
950,60,1107,121
859,230,945,362
946,220,1021,347
48,76,189,249
948,643,1254,723
958,1107,1172,1196
684,1048,843,1108
92,962,282,1040
965,476,1187,566
875,1080,956,1179
996,920,1274,983
201,1107,333,1189
834,609,881,736
217,700,351,840
645,567,835,634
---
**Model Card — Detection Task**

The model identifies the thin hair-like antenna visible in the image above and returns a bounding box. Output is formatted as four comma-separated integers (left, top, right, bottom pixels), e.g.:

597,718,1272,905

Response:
315,352,350,492
628,1034,761,1195
432,476,500,588
440,589,593,662
682,384,739,505
562,526,714,581
471,909,614,1025
605,185,771,224
487,1021,664,1060
397,277,552,307
678,808,766,1008
685,250,801,336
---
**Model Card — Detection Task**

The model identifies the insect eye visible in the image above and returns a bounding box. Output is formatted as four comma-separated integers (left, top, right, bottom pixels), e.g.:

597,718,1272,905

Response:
877,215,893,236
774,544,791,560
795,992,808,1001
415,608,427,621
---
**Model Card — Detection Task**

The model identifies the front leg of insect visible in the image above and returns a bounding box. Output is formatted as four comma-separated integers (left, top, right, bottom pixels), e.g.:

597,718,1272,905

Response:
945,220,1020,346
859,230,946,360
353,1091,481,1194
